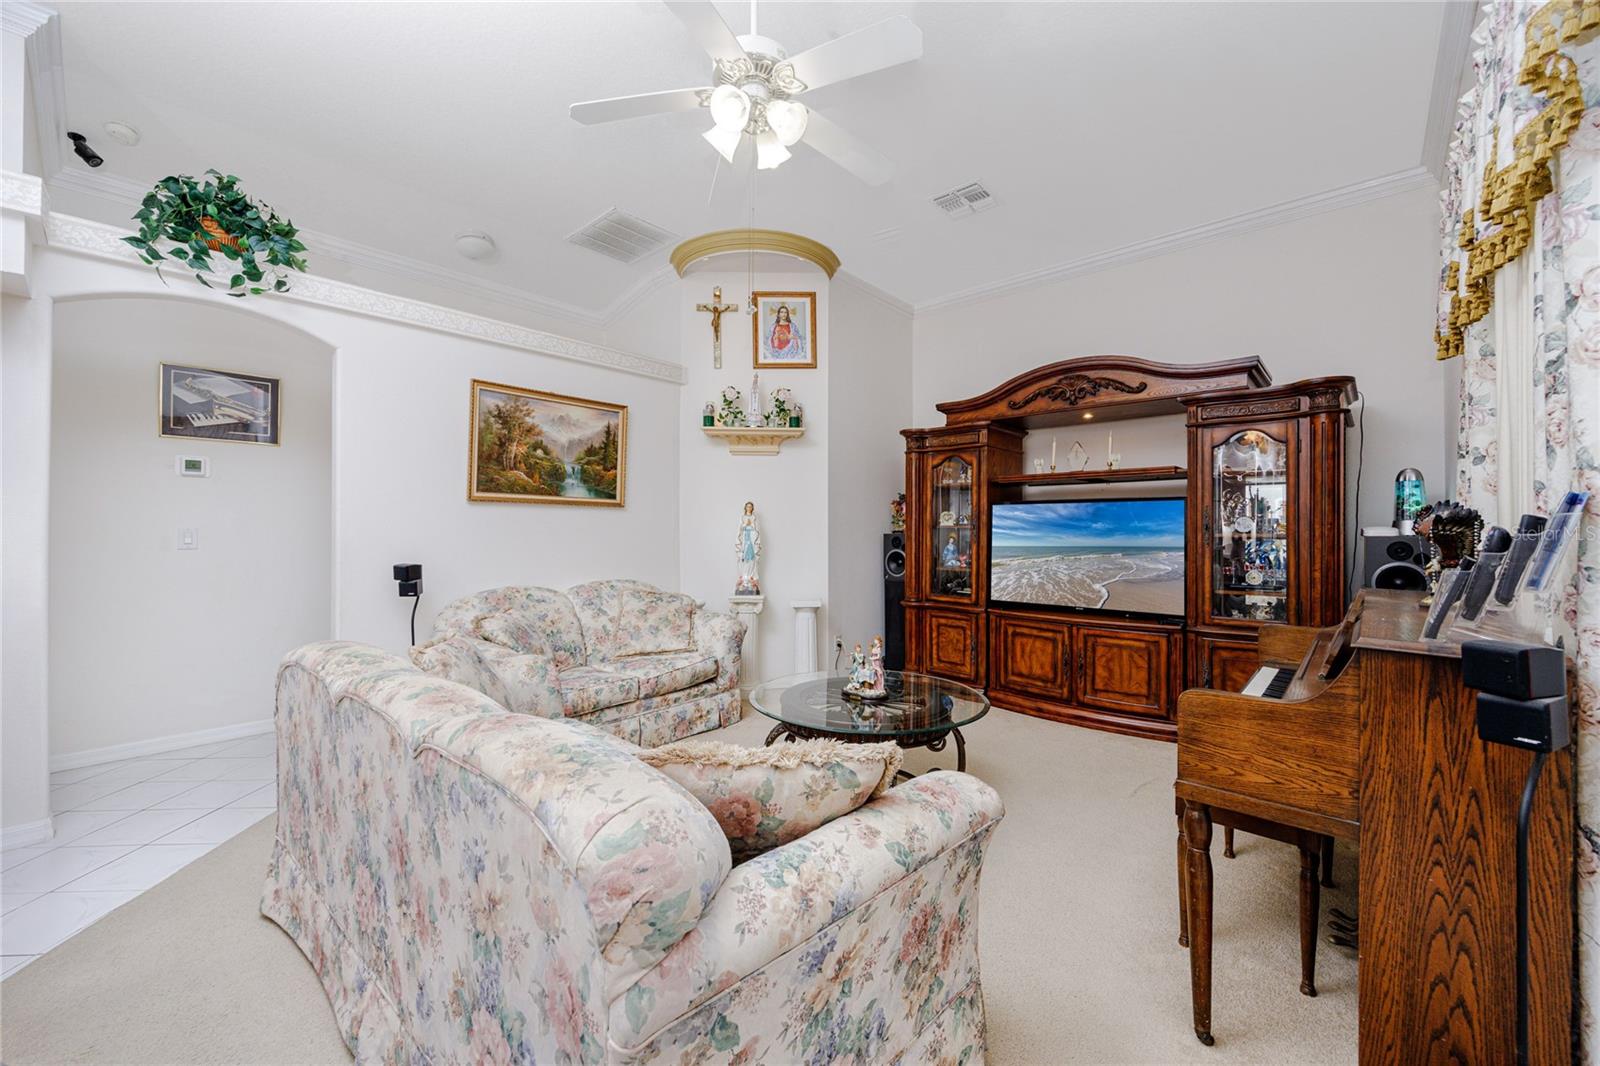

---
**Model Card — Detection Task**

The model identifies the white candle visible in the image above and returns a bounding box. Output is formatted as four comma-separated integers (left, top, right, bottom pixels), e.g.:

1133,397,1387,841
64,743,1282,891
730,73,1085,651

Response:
1108,430,1114,463
1050,438,1057,470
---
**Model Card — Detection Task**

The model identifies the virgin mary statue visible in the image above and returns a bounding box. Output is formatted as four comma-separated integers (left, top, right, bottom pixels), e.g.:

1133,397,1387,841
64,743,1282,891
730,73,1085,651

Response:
734,501,762,595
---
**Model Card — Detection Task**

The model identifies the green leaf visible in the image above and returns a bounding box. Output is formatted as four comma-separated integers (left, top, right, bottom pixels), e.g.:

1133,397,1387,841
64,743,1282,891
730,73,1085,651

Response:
229,273,246,290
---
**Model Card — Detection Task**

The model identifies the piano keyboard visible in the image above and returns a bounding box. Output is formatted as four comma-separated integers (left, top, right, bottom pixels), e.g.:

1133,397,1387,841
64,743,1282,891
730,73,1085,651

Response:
1240,665,1294,699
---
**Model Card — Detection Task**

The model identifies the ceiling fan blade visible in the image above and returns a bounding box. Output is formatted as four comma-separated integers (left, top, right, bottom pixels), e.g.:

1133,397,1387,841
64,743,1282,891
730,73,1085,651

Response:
570,87,708,125
663,1,747,64
786,17,922,93
799,111,892,186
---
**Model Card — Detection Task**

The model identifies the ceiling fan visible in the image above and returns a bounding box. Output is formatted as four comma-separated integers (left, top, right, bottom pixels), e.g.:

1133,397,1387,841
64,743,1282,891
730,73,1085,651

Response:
569,1,922,186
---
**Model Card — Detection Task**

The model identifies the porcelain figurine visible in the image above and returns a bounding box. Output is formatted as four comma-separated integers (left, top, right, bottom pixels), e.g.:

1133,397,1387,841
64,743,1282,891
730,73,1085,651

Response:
867,635,886,693
845,638,887,699
847,643,869,687
748,373,762,426
889,493,906,531
734,500,763,595
942,533,960,567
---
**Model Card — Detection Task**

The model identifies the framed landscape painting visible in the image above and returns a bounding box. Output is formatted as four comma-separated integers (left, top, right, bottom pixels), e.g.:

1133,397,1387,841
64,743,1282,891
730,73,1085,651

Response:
468,380,627,506
159,363,280,445
752,291,817,369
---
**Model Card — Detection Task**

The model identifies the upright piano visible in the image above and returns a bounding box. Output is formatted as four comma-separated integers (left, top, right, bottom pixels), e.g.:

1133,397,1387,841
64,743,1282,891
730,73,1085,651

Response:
1175,589,1575,1063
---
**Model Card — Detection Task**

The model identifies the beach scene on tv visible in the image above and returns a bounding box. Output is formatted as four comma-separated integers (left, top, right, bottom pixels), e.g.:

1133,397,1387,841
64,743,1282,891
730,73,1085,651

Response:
989,499,1186,615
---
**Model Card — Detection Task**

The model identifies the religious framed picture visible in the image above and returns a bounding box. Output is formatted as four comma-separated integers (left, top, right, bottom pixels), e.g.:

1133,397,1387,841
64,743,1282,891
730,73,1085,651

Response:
158,362,280,445
752,291,817,369
468,379,627,506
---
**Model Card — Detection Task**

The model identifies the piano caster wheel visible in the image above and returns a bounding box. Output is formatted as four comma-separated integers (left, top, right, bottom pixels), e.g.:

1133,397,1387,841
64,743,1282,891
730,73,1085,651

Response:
1195,1030,1215,1047
1300,980,1318,998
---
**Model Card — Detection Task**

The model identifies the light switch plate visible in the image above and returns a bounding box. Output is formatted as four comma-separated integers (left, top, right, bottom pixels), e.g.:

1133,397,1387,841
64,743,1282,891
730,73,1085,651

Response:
176,456,209,477
178,528,199,550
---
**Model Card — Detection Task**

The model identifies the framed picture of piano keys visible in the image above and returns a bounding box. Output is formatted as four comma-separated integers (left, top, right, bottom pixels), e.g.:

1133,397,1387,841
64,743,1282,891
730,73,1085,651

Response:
159,362,281,446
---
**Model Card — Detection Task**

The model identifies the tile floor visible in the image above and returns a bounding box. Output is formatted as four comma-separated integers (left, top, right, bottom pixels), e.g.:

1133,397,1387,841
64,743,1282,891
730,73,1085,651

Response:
0,732,276,978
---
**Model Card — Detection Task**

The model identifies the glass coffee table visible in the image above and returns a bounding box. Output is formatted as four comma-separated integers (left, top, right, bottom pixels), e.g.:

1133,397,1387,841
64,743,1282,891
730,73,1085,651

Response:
748,670,990,773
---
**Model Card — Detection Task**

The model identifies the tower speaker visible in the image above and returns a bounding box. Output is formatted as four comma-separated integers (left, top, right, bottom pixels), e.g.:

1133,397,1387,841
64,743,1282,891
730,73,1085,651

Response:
1360,532,1428,590
883,533,906,670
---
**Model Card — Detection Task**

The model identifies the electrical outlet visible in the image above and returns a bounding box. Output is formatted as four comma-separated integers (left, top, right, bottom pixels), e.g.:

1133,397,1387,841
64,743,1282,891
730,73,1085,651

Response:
177,527,199,550
833,636,844,650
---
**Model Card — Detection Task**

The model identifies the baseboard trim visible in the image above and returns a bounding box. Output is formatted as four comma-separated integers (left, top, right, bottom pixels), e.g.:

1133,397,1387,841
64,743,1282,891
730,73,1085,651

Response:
0,816,55,849
49,718,274,772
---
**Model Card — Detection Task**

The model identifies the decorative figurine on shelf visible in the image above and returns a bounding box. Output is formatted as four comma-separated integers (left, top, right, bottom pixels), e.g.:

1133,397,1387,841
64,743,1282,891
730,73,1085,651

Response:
702,402,715,427
1067,440,1090,471
768,387,794,427
844,636,889,700
790,402,803,428
889,493,906,531
718,386,745,427
1034,459,1046,475
942,532,961,567
734,500,763,595
747,374,762,427
939,510,956,527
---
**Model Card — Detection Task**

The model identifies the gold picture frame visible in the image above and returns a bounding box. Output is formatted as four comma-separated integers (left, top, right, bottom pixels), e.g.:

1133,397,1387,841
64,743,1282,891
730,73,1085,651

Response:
752,290,818,369
468,379,627,506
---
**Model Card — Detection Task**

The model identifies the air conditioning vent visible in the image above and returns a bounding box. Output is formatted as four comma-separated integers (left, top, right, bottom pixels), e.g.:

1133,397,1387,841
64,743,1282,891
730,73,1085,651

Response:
931,182,995,219
566,208,674,263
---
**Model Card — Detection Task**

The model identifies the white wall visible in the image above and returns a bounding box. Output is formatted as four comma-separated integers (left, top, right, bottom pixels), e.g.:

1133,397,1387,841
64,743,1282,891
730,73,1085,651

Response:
670,265,829,683
47,297,332,757
2,293,55,839
828,277,913,655
911,186,1450,536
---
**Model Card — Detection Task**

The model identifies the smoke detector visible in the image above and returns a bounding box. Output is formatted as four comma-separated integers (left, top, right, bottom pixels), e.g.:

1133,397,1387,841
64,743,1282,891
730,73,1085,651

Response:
932,181,995,219
454,232,496,260
103,121,141,146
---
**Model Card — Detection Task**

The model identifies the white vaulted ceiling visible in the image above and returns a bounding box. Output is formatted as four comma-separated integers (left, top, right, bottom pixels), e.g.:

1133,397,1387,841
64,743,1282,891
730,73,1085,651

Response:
46,1,1450,315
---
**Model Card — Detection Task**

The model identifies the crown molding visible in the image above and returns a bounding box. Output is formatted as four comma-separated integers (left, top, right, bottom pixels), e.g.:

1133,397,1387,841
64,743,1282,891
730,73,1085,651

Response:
914,166,1438,315
670,229,841,278
46,167,677,332
1420,0,1477,181
833,269,913,317
38,210,686,384
5,3,65,179
2,170,45,218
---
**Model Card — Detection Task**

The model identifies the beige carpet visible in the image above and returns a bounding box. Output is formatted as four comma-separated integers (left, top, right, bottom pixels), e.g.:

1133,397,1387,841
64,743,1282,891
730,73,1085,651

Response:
0,708,1357,1064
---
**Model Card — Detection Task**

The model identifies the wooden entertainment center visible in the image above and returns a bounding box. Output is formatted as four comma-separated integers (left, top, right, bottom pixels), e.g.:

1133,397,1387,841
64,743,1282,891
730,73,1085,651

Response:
901,356,1356,740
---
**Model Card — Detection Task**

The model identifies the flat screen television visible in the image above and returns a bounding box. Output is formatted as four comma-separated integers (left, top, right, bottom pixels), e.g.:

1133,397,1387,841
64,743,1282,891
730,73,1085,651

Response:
989,498,1186,618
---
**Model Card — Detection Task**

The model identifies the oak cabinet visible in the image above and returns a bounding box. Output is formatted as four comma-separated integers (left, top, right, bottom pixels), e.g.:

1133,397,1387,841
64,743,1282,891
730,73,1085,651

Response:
990,614,1070,699
920,608,984,685
1074,626,1174,719
1190,635,1260,694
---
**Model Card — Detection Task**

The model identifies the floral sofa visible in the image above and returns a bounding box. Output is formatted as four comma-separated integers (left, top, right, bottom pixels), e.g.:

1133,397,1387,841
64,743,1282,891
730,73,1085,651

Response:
418,580,745,748
262,641,1005,1065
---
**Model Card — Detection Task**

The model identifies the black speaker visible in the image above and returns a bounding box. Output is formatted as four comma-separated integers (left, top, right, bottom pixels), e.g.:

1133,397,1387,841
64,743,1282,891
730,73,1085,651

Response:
883,533,906,670
1360,533,1428,590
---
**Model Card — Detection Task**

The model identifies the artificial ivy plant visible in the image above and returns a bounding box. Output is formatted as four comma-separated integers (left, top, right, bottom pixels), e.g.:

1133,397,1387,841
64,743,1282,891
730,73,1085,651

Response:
122,169,308,297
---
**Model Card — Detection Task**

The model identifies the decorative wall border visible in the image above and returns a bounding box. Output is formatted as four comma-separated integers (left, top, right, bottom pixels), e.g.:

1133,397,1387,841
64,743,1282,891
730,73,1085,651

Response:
36,207,687,384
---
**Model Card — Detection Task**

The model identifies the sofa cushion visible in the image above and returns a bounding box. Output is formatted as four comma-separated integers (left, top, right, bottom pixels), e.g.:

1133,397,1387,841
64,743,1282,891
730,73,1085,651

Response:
409,636,514,708
566,579,663,663
410,636,562,719
637,739,903,860
438,588,587,670
603,652,718,699
559,666,640,717
615,587,698,656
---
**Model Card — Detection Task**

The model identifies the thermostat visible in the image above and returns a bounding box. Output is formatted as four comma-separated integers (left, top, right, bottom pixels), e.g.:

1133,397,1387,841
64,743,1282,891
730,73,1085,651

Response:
176,455,209,477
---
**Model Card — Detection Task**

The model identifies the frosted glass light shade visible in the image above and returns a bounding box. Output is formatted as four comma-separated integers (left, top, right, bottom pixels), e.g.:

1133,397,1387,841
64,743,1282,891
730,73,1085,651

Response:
764,99,808,146
708,85,751,131
703,123,743,164
755,129,791,170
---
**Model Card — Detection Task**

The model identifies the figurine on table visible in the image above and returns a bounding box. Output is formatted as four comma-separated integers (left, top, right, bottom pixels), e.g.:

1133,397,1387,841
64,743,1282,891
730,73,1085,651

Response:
845,637,888,700
867,635,886,692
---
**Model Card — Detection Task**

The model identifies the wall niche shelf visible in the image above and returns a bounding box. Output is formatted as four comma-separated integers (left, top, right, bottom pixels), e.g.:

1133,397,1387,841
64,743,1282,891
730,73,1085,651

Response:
702,426,804,455
992,464,1188,487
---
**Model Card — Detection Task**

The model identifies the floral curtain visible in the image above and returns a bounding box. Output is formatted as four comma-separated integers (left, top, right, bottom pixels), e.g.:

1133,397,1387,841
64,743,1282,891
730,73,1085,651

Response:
1442,0,1600,1052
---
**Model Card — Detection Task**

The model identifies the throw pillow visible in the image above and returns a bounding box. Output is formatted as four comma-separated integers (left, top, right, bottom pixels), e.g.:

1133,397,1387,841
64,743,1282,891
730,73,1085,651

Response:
615,588,698,656
474,609,553,658
637,739,902,860
411,635,562,719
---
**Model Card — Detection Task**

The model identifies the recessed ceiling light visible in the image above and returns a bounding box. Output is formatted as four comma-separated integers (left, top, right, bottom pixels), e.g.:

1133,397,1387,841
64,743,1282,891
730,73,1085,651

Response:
454,232,496,260
103,121,140,146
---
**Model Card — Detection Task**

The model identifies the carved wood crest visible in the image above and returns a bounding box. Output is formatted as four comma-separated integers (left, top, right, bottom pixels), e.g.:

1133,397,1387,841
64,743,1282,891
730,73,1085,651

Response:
1007,374,1150,410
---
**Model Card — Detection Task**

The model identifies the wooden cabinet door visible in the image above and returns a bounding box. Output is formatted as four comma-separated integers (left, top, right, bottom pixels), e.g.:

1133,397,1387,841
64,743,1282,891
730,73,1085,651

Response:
1074,626,1173,719
1193,636,1258,692
924,609,982,684
990,615,1069,699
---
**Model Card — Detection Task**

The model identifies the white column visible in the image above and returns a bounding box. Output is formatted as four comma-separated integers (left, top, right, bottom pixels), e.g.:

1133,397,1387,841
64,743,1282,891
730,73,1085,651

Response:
728,594,765,696
791,599,821,673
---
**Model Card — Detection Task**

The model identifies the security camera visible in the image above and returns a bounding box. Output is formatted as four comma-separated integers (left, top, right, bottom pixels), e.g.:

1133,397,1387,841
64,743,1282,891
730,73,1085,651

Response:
67,132,103,168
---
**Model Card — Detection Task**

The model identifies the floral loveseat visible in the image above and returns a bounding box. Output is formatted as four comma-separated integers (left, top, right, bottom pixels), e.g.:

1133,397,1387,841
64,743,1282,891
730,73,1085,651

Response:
418,580,744,748
262,641,1005,1065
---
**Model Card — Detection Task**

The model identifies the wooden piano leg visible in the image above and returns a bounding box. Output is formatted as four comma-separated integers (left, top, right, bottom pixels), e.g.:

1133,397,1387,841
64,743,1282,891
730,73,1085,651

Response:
1181,802,1215,1046
1223,826,1235,859
1320,835,1335,888
1177,819,1190,948
1298,843,1321,998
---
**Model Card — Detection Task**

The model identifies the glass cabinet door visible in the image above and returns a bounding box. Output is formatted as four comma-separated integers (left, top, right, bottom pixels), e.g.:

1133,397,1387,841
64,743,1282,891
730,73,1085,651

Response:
931,455,975,599
1208,428,1290,623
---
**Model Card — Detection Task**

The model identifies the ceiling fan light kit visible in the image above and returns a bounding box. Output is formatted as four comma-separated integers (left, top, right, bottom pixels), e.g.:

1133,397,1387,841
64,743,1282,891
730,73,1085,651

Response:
570,2,921,185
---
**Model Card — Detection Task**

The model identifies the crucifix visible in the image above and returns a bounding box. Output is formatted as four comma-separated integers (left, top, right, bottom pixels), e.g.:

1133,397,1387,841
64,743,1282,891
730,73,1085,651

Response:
695,286,739,369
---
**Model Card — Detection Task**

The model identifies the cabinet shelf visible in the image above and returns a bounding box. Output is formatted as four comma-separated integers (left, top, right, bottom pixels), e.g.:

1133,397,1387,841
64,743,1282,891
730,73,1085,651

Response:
702,426,804,455
991,465,1187,487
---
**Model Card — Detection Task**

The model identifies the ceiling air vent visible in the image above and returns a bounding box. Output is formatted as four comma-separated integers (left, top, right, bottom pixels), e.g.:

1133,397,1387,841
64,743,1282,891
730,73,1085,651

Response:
931,182,995,219
566,208,674,264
